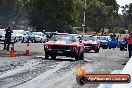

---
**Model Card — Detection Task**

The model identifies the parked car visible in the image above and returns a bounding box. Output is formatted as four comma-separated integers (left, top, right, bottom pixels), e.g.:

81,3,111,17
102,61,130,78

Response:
44,34,84,61
81,35,100,53
21,31,35,43
0,29,16,43
45,32,58,39
13,30,25,41
33,32,47,43
96,36,110,49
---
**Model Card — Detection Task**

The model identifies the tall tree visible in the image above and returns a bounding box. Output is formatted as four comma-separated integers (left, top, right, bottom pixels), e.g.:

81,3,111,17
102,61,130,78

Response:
0,0,27,29
85,0,119,34
24,0,82,32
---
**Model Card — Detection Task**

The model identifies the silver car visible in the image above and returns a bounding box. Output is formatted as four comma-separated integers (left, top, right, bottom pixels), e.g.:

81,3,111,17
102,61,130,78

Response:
0,29,16,43
33,32,47,43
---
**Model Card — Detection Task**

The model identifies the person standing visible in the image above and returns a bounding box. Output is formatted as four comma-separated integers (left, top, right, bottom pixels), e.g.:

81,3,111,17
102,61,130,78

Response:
118,35,123,48
127,33,132,58
3,26,13,51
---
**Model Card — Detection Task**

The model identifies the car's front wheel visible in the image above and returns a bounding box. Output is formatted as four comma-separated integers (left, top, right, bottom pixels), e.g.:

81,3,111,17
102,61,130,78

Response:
79,52,84,60
21,38,24,43
95,49,99,53
102,46,108,49
51,55,56,60
75,52,84,61
45,51,49,59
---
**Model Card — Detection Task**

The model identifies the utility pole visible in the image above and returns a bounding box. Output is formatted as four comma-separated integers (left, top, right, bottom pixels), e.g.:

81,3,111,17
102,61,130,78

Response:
82,0,86,34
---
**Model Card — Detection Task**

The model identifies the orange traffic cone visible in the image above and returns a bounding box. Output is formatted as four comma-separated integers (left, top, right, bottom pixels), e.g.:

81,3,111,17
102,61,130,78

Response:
10,46,15,58
24,43,30,56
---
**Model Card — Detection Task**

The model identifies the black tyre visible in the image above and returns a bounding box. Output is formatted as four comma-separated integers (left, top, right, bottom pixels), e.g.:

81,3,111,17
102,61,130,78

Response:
75,53,80,61
109,47,111,49
79,52,84,60
105,46,108,49
45,51,49,59
51,55,56,60
40,39,43,43
31,40,34,43
21,38,24,43
120,47,123,51
95,49,99,53
102,46,108,49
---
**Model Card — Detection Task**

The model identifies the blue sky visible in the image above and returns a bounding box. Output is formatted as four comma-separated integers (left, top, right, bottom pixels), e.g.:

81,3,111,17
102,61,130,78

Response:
116,0,132,14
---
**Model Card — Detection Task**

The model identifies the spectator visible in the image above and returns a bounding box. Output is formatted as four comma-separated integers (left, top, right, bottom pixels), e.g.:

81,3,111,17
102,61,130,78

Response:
118,35,123,47
124,36,128,46
127,33,132,58
3,26,13,51
116,35,119,42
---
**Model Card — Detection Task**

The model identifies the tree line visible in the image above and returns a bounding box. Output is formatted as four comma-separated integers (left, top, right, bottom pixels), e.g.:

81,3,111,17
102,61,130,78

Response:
0,0,131,34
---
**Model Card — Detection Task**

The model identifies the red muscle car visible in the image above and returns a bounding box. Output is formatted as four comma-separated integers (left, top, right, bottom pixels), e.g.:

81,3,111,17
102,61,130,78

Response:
44,34,84,61
81,35,100,53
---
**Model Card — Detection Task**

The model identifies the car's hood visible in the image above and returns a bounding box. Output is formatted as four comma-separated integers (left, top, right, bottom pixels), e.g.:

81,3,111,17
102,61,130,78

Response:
45,40,79,46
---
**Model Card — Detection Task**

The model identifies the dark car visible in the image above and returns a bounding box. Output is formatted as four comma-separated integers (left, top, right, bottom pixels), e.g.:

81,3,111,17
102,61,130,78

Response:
44,34,84,61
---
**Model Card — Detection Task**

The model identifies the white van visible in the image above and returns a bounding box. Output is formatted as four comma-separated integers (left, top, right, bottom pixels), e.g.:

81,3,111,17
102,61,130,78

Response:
13,30,25,41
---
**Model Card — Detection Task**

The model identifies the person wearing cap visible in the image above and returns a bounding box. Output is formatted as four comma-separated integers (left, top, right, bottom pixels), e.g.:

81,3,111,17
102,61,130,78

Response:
127,33,132,58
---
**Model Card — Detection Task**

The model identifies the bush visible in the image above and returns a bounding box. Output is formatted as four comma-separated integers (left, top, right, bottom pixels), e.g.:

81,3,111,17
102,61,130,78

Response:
118,28,126,34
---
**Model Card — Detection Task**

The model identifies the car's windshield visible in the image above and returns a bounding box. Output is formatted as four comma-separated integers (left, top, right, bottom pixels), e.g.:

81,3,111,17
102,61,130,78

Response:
51,35,78,42
82,36,95,41
98,37,107,40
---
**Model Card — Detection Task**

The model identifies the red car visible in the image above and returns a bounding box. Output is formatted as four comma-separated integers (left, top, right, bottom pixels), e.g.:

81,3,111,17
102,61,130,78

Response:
81,35,100,53
44,34,84,61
